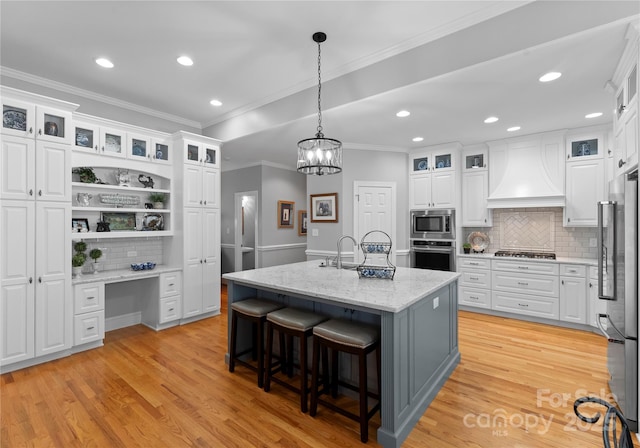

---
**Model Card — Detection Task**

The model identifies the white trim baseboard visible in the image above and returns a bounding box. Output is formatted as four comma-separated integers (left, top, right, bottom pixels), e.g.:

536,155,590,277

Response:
105,312,141,332
257,243,307,252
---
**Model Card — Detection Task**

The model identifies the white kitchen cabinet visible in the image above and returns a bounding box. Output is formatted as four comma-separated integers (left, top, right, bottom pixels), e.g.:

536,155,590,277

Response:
612,28,639,176
457,256,491,309
409,144,459,210
588,266,606,329
169,132,222,322
141,271,182,329
72,281,105,347
462,169,491,227
1,201,72,366
564,157,605,226
559,264,587,324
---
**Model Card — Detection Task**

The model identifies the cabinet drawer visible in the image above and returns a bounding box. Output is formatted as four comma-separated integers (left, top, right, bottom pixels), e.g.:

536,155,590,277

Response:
492,291,559,320
492,260,559,275
160,296,181,323
73,310,105,346
73,282,105,314
492,271,559,297
458,257,491,269
459,270,491,289
459,287,491,309
560,264,586,277
160,272,182,297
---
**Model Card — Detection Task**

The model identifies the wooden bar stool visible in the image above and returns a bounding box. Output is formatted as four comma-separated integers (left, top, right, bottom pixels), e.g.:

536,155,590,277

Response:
264,307,327,413
229,298,284,388
309,319,381,443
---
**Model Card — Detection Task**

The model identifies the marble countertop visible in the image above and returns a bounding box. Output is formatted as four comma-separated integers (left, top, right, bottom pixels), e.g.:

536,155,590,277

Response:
72,265,182,285
222,260,460,313
457,253,597,266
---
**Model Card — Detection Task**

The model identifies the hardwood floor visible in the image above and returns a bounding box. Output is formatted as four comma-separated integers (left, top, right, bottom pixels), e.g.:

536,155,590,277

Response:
1,287,635,447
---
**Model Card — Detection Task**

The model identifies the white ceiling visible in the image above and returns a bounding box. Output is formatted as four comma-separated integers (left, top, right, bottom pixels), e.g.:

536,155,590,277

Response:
1,1,639,171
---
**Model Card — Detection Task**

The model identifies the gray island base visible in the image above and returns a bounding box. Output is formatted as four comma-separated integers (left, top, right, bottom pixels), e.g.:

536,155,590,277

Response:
223,260,460,447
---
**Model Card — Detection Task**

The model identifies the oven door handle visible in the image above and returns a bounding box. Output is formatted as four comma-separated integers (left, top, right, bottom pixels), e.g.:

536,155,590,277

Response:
411,247,454,254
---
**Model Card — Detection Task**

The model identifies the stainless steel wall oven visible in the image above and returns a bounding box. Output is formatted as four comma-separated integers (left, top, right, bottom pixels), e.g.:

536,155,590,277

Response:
410,240,456,272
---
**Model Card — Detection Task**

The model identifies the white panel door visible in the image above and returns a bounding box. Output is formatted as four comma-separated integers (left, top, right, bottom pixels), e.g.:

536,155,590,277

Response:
431,171,456,209
202,208,220,313
183,208,203,318
202,167,219,208
35,202,70,356
355,182,395,265
560,277,587,324
0,201,35,364
565,158,605,226
36,141,70,202
184,166,203,208
1,135,34,200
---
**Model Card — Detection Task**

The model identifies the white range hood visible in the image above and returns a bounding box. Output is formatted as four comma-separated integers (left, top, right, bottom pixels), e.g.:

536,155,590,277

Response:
487,131,566,209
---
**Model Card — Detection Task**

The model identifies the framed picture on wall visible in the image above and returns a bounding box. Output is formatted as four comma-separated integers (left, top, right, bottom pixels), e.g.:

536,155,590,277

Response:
72,218,90,233
298,210,307,236
277,200,294,228
310,193,338,223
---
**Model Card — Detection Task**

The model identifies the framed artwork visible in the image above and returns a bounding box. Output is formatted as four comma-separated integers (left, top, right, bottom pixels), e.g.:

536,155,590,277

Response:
101,212,136,231
72,218,90,233
310,193,338,223
277,201,294,228
298,210,307,236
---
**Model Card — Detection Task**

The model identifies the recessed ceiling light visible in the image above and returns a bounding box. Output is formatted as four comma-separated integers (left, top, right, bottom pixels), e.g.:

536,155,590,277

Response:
585,112,603,119
507,126,521,132
177,56,193,66
95,58,114,68
484,116,499,124
539,72,562,82
412,137,424,142
396,110,410,118
210,99,222,107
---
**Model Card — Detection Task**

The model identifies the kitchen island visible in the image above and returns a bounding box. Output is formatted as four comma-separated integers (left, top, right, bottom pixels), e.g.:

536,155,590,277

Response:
223,260,460,447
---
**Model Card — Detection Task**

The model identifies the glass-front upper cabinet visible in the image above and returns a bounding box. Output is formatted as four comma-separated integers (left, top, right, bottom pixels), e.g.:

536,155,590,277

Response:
183,140,220,167
36,105,72,144
411,153,430,174
128,133,150,161
2,99,72,144
151,138,171,164
463,147,488,171
74,122,100,153
99,127,126,158
2,98,35,138
203,144,218,167
432,148,455,172
566,132,604,160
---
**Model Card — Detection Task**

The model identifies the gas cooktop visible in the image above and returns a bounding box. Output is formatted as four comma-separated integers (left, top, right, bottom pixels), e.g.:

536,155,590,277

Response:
494,250,556,260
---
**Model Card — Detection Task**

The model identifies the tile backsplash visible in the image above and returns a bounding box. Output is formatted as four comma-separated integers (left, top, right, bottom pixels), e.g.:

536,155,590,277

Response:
74,237,164,273
463,207,597,259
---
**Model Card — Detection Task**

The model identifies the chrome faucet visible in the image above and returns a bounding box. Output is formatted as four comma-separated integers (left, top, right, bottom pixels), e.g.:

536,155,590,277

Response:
336,235,357,269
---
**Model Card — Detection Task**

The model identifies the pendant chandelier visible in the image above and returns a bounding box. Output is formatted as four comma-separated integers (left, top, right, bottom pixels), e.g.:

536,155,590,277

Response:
297,32,342,176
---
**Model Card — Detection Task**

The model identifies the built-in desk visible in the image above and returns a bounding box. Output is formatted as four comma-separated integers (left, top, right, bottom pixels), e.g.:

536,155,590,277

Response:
71,266,182,352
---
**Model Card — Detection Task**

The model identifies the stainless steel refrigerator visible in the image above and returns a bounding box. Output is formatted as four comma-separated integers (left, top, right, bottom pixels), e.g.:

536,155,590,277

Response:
597,169,638,432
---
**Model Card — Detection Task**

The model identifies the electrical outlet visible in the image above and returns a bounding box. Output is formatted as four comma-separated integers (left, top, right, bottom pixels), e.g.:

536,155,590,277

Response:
127,250,137,257
312,228,319,237
589,238,597,247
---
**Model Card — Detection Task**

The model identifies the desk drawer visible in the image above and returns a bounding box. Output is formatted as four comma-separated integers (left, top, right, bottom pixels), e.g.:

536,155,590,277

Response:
160,272,182,297
74,282,105,314
160,296,181,323
74,310,105,346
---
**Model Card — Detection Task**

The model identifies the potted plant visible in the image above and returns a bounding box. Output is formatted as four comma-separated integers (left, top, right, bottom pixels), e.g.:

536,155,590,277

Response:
72,241,87,277
72,167,97,184
89,248,103,273
148,192,166,209
463,243,471,254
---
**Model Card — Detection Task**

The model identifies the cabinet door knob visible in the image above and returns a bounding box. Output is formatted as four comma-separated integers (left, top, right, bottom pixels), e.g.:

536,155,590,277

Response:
567,154,570,160
203,200,207,205
94,145,98,151
200,259,203,264
38,277,42,283
200,200,203,205
561,280,565,285
567,218,571,223
608,149,612,155
619,159,627,168
204,259,207,263
101,146,105,152
29,127,33,134
29,189,33,196
38,129,42,135
38,190,42,196
484,219,487,223
589,282,593,288
29,277,33,284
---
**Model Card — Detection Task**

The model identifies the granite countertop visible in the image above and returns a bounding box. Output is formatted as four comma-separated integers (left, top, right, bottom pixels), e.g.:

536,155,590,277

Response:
457,253,597,266
222,260,460,313
72,265,182,285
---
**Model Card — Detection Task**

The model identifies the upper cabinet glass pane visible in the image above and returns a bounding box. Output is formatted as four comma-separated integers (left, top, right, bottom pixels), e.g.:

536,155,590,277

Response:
205,147,216,165
75,127,94,149
104,132,123,155
43,113,65,138
434,154,451,169
465,154,484,169
155,143,169,161
571,138,598,157
628,65,637,103
413,156,428,171
131,138,147,158
3,105,27,131
187,144,199,162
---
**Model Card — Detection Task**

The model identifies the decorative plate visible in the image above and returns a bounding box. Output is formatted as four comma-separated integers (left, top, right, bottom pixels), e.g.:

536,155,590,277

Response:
3,109,26,131
132,144,146,156
468,231,489,252
437,161,445,168
417,160,427,170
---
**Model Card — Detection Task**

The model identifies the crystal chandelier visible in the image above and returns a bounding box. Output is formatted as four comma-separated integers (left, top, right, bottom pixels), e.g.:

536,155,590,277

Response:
297,32,342,175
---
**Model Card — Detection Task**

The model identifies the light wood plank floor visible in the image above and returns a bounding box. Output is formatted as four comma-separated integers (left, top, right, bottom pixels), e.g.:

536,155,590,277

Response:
2,287,636,447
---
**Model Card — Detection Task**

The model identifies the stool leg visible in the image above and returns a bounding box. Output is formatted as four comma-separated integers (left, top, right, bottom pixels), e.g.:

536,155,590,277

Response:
251,322,258,361
286,334,294,377
229,310,238,373
264,322,274,392
359,350,369,443
376,343,381,398
321,345,329,392
256,318,265,388
300,331,309,413
310,335,320,417
331,349,339,398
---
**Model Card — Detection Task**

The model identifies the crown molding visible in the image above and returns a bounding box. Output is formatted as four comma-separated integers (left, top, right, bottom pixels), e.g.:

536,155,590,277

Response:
0,66,202,130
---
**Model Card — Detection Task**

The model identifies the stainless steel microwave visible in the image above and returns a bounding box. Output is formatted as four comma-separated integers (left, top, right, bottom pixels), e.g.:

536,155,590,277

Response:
410,209,455,240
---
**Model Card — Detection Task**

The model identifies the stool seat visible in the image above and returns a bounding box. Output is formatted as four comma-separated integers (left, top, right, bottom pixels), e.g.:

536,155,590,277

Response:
267,307,327,331
313,320,379,349
231,298,283,317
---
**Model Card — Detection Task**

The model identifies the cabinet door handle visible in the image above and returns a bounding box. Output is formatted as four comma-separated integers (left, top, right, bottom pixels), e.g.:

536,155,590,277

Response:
200,259,203,264
484,219,487,223
203,200,207,205
101,146,105,152
517,282,528,286
29,189,33,196
567,154,570,160
608,149,612,155
38,190,42,196
517,303,529,308
204,259,207,263
562,280,565,285
29,277,33,284
517,266,528,270
469,262,479,266
87,296,95,300
470,276,479,280
94,145,98,151
619,159,627,168
469,296,479,300
168,308,174,312
589,282,593,288
38,128,42,135
38,277,42,283
168,283,174,286
200,200,203,205
28,127,33,134
87,326,95,330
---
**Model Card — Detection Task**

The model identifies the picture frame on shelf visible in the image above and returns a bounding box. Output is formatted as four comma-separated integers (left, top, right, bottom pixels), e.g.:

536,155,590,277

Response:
277,200,294,228
101,212,136,231
71,218,90,233
310,193,338,223
298,210,307,236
